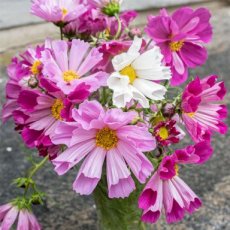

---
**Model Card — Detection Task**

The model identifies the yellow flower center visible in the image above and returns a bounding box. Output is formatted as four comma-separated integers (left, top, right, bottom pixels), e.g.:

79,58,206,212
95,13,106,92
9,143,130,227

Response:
169,41,184,52
95,127,118,150
63,70,79,83
120,65,137,84
62,8,68,17
158,127,169,140
185,112,195,118
175,164,179,176
51,99,64,120
31,60,42,75
104,28,110,37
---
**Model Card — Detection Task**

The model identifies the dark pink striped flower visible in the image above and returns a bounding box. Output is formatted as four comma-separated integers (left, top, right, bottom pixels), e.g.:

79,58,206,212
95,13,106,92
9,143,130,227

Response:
181,75,227,142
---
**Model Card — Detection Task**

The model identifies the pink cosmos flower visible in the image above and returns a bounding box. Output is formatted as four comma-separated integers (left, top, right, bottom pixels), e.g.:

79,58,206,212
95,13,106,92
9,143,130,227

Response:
145,7,212,85
139,171,202,224
42,39,108,95
31,0,86,24
0,203,41,230
138,150,207,224
17,82,89,142
1,43,49,123
51,100,156,198
2,58,27,123
138,141,212,223
181,75,227,142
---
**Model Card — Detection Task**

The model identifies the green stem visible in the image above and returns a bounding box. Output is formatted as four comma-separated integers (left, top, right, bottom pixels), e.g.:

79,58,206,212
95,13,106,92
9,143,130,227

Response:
114,14,122,39
24,156,49,196
28,156,49,178
100,87,107,106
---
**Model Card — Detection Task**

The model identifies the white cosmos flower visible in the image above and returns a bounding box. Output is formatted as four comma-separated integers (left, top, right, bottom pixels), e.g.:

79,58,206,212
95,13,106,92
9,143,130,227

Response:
107,37,171,108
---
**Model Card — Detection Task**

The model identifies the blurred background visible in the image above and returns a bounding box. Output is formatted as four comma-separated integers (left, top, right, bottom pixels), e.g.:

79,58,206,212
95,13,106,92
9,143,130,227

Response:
0,0,230,229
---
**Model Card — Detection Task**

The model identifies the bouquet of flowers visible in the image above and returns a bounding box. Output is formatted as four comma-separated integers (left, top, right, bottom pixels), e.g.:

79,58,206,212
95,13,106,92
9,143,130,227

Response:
1,0,228,229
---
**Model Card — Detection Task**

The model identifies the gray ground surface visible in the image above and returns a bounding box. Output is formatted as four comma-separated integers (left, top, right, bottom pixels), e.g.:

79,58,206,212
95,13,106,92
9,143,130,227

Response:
0,3,230,230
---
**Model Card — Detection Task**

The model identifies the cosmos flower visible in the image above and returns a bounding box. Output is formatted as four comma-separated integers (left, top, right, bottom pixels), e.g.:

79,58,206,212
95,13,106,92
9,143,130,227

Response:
1,43,51,123
31,0,86,24
17,82,89,140
146,7,212,85
0,203,41,230
107,37,171,108
181,75,227,142
51,100,156,198
153,120,181,146
139,170,202,224
138,154,204,224
42,39,108,95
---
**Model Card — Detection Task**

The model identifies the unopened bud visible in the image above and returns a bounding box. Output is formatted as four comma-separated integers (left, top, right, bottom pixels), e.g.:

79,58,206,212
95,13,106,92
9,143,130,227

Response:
162,103,176,118
28,76,38,88
102,2,120,17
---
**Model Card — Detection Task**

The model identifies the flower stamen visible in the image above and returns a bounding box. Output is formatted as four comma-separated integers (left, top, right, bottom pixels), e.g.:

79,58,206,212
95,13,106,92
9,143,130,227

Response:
96,127,118,150
169,40,184,52
175,164,179,176
63,70,79,83
62,8,68,17
120,65,137,84
158,127,169,140
31,60,42,75
51,99,64,120
186,112,195,118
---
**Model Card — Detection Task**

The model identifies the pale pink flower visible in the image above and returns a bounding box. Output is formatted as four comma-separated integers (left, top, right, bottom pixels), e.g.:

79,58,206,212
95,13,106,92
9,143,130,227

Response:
42,39,108,95
0,203,40,230
51,100,156,198
31,0,86,24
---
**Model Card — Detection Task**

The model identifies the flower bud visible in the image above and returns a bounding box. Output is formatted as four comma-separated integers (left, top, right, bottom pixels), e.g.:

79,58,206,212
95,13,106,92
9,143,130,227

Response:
28,76,38,88
162,103,176,118
102,2,120,16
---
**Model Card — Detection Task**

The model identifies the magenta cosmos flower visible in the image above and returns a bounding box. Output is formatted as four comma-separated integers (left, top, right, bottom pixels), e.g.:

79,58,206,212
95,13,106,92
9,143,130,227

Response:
138,141,212,224
181,75,227,142
138,142,212,223
31,0,86,24
146,7,212,85
1,44,47,123
42,39,108,95
0,203,40,230
51,100,156,198
17,81,89,143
